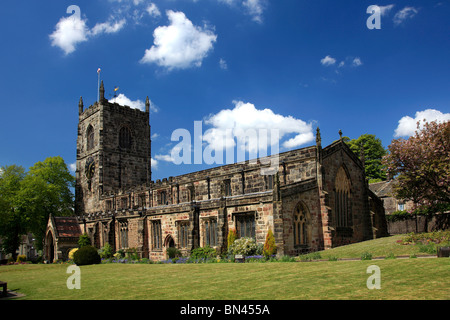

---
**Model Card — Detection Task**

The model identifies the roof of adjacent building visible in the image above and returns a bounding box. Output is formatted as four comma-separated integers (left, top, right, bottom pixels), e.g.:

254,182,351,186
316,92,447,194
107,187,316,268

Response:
52,216,82,239
369,180,395,198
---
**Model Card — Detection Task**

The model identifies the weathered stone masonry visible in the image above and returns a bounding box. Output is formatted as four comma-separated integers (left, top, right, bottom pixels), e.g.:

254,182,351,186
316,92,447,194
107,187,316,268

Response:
74,84,388,260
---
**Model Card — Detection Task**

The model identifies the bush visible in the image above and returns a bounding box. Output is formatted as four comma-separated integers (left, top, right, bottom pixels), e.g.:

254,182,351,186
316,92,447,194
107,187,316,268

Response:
263,229,277,258
166,247,181,259
190,246,217,260
361,252,373,260
16,254,26,263
78,233,91,248
73,245,101,266
98,243,113,259
228,237,258,256
68,248,78,260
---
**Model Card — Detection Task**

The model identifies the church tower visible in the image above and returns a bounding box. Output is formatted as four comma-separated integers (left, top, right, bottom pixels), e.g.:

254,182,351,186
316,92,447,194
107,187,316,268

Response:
75,81,151,215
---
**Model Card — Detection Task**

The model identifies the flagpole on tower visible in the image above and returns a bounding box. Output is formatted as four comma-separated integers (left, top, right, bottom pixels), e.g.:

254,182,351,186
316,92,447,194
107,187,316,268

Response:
97,68,101,102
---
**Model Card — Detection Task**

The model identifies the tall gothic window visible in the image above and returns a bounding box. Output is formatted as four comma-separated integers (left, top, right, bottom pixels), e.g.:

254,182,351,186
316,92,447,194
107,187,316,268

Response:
178,221,189,248
119,127,132,149
335,166,352,228
152,220,162,250
119,221,128,249
293,202,308,246
87,125,94,151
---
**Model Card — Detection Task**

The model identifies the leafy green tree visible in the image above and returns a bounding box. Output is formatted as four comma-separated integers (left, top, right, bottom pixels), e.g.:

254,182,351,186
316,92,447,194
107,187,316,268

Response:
346,134,387,182
78,233,92,248
0,165,27,260
18,156,75,250
0,156,74,256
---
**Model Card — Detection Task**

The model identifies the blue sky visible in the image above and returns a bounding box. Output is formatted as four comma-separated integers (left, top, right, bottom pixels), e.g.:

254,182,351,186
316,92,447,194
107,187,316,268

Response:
0,0,449,181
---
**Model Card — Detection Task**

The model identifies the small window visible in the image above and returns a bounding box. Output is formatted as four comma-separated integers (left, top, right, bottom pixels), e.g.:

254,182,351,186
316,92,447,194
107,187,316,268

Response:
235,213,255,239
224,180,232,196
105,200,112,211
204,219,217,247
121,197,128,209
119,127,132,149
87,125,95,151
160,191,167,205
398,203,405,211
266,175,274,190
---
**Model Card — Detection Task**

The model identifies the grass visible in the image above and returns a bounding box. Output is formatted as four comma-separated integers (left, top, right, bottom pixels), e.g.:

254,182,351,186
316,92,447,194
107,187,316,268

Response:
308,234,443,261
1,259,449,300
0,234,449,300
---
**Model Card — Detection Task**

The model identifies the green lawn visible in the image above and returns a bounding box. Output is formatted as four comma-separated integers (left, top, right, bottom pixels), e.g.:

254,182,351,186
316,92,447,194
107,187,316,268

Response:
309,234,435,260
1,234,449,300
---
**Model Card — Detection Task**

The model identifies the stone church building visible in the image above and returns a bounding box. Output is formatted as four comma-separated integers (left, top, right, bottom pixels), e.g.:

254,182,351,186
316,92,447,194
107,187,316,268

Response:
73,82,388,261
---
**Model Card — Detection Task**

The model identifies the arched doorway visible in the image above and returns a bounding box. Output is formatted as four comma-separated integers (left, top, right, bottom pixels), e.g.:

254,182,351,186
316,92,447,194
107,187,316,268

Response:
165,234,175,248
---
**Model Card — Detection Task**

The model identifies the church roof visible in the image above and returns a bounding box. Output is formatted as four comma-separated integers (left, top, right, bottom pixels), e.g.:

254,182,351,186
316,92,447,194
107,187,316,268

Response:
52,216,82,239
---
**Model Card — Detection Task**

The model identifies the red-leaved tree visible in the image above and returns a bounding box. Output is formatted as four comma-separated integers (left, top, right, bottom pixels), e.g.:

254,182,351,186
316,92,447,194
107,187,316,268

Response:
383,120,450,214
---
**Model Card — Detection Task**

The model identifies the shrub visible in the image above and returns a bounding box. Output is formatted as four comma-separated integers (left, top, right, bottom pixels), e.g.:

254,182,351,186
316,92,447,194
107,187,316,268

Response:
263,229,277,258
16,254,26,263
78,233,91,248
190,246,217,260
98,243,113,259
73,245,101,266
228,237,258,256
68,248,78,260
125,247,140,260
361,252,372,260
298,252,322,262
227,229,237,250
166,247,182,259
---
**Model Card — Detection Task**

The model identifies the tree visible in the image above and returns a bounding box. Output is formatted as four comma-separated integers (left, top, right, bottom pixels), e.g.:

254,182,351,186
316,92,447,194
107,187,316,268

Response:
0,165,27,260
383,120,450,214
346,134,387,182
263,229,277,258
0,156,74,257
18,156,75,251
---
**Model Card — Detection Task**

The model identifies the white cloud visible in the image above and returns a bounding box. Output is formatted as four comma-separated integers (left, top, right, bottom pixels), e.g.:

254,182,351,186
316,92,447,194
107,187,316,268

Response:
146,3,161,18
219,0,266,23
110,93,158,113
50,13,126,54
394,109,450,137
69,162,77,173
151,157,158,170
379,4,395,16
49,14,89,55
393,7,419,26
155,154,176,163
320,55,336,66
204,101,315,152
219,58,228,70
243,0,266,23
90,19,126,36
352,57,363,67
140,10,217,70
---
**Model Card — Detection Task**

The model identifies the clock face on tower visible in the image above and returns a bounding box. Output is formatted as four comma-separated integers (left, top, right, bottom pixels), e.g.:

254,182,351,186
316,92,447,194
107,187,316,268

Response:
85,157,95,180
